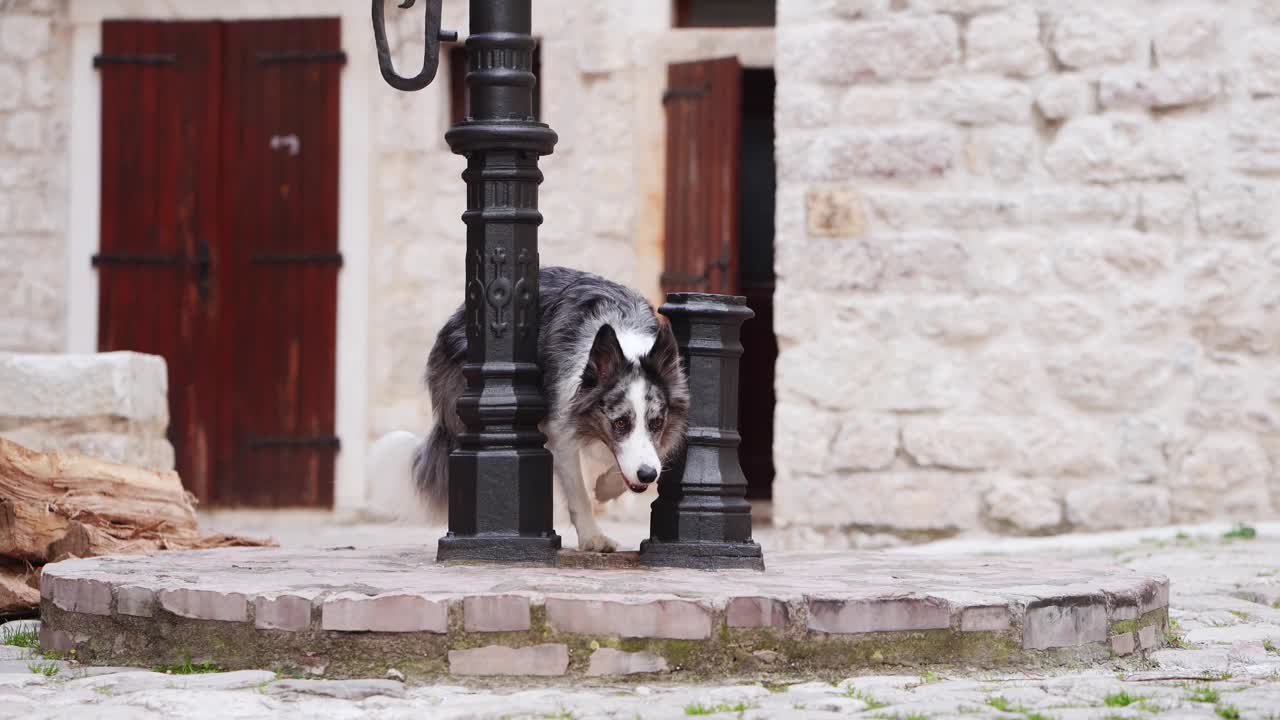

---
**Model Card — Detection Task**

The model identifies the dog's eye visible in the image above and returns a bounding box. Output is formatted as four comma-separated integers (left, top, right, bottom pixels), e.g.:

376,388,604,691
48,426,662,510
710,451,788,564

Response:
612,418,629,434
648,418,664,433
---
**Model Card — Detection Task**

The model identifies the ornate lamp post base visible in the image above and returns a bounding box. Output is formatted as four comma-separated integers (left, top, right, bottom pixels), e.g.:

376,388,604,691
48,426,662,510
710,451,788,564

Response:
639,293,765,571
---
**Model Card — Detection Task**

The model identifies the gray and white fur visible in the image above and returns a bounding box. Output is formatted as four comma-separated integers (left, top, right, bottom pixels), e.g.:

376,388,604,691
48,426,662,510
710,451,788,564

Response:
368,267,689,552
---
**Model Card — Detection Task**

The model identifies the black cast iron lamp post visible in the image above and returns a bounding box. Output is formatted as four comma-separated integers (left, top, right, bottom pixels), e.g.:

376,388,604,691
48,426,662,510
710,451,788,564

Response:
373,0,561,564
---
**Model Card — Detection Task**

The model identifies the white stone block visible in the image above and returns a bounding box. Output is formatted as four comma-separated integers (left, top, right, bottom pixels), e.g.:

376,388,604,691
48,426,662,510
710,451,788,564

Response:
0,352,169,427
966,5,1048,77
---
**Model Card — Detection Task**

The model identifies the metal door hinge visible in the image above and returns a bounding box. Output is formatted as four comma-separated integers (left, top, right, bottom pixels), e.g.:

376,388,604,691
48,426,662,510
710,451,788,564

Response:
93,53,178,68
247,435,341,450
255,50,347,65
662,84,710,104
250,253,343,266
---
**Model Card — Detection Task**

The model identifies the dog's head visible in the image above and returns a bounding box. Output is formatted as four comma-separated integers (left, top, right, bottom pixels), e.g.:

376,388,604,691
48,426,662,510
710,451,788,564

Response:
572,321,689,492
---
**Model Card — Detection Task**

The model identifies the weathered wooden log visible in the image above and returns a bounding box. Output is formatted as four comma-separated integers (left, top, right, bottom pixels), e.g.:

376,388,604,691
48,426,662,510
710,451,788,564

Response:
0,437,270,564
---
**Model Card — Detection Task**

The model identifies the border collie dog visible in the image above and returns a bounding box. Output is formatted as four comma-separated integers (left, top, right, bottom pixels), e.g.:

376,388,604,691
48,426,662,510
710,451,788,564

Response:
368,267,689,552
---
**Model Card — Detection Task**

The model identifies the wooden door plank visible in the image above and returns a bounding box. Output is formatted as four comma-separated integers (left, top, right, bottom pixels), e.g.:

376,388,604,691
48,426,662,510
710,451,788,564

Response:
218,18,341,508
98,21,222,499
661,57,743,295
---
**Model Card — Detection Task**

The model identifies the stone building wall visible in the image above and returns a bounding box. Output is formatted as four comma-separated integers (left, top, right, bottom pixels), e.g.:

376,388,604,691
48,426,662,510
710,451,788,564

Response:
0,0,70,351
772,0,1280,546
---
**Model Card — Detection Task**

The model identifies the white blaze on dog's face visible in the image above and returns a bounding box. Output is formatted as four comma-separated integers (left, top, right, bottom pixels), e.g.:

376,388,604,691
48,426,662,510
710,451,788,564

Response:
610,376,664,492
576,324,670,493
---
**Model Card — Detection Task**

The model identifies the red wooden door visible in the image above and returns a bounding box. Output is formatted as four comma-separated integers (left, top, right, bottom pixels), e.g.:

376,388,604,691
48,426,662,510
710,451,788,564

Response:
216,20,342,508
661,57,742,295
97,21,223,499
97,19,341,508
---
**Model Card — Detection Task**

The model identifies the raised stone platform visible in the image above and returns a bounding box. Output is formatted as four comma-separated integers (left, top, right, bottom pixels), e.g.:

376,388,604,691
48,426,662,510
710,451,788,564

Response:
39,547,1170,681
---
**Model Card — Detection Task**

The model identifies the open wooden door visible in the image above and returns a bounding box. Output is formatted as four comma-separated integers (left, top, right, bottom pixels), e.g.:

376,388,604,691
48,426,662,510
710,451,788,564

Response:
97,19,342,508
662,58,777,501
661,57,742,295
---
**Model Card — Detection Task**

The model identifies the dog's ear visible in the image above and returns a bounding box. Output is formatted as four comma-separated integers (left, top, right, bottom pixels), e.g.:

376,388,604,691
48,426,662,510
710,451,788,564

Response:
582,324,625,389
645,319,681,375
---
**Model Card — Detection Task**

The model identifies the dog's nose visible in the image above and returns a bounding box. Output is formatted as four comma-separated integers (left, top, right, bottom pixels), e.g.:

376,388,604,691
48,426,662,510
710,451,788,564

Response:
637,465,658,484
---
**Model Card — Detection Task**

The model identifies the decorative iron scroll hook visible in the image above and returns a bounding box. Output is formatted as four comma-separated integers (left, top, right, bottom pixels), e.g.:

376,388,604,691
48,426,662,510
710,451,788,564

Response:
372,0,458,91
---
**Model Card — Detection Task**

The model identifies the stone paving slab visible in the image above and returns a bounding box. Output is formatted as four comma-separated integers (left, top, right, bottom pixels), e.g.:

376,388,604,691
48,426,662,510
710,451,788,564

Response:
38,546,1169,680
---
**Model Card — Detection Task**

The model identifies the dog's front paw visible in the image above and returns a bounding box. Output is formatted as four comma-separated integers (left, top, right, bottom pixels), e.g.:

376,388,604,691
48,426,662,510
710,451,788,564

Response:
577,533,618,553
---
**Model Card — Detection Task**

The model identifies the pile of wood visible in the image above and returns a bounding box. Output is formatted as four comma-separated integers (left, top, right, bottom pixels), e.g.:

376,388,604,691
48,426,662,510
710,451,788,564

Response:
0,437,271,614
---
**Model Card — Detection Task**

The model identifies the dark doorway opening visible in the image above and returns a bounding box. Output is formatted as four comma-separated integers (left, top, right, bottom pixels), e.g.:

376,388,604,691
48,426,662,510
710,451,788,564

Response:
736,68,776,501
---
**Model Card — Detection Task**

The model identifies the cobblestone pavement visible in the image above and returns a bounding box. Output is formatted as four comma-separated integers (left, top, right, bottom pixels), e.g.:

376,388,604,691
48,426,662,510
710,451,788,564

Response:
1,520,1278,719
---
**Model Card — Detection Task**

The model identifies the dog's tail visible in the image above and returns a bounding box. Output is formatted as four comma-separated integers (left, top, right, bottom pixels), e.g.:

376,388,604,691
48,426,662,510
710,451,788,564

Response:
364,427,450,523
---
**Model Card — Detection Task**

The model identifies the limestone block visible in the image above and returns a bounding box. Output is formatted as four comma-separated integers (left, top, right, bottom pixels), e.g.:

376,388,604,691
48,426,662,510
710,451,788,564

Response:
868,191,1021,231
914,297,1008,345
544,597,712,639
463,595,531,632
0,352,168,427
774,471,983,531
806,126,957,181
1035,74,1093,120
115,586,155,618
726,598,788,629
966,127,1033,183
912,0,1013,14
321,592,448,633
961,605,1012,632
775,237,882,291
1065,482,1171,530
1170,435,1273,521
1045,115,1186,184
24,59,52,108
808,596,950,634
1155,8,1219,63
982,477,1063,535
772,403,837,476
902,417,1013,471
1230,100,1280,174
0,15,51,61
254,594,314,632
1051,8,1145,68
965,5,1047,77
781,15,958,84
1198,181,1273,239
1098,67,1219,111
1044,350,1175,412
777,339,963,413
0,64,21,111
806,187,867,238
158,589,248,623
837,86,916,125
1012,419,1115,477
1052,231,1171,293
1024,601,1107,649
778,83,836,130
1022,298,1104,344
1023,186,1131,226
880,233,970,293
1139,184,1193,233
1115,419,1174,483
1182,246,1262,319
5,112,43,151
448,645,569,677
830,413,898,471
48,576,112,616
585,648,668,676
923,76,1031,126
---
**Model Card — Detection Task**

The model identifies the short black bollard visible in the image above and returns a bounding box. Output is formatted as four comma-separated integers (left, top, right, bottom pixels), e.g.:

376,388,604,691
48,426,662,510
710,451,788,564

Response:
639,293,765,571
